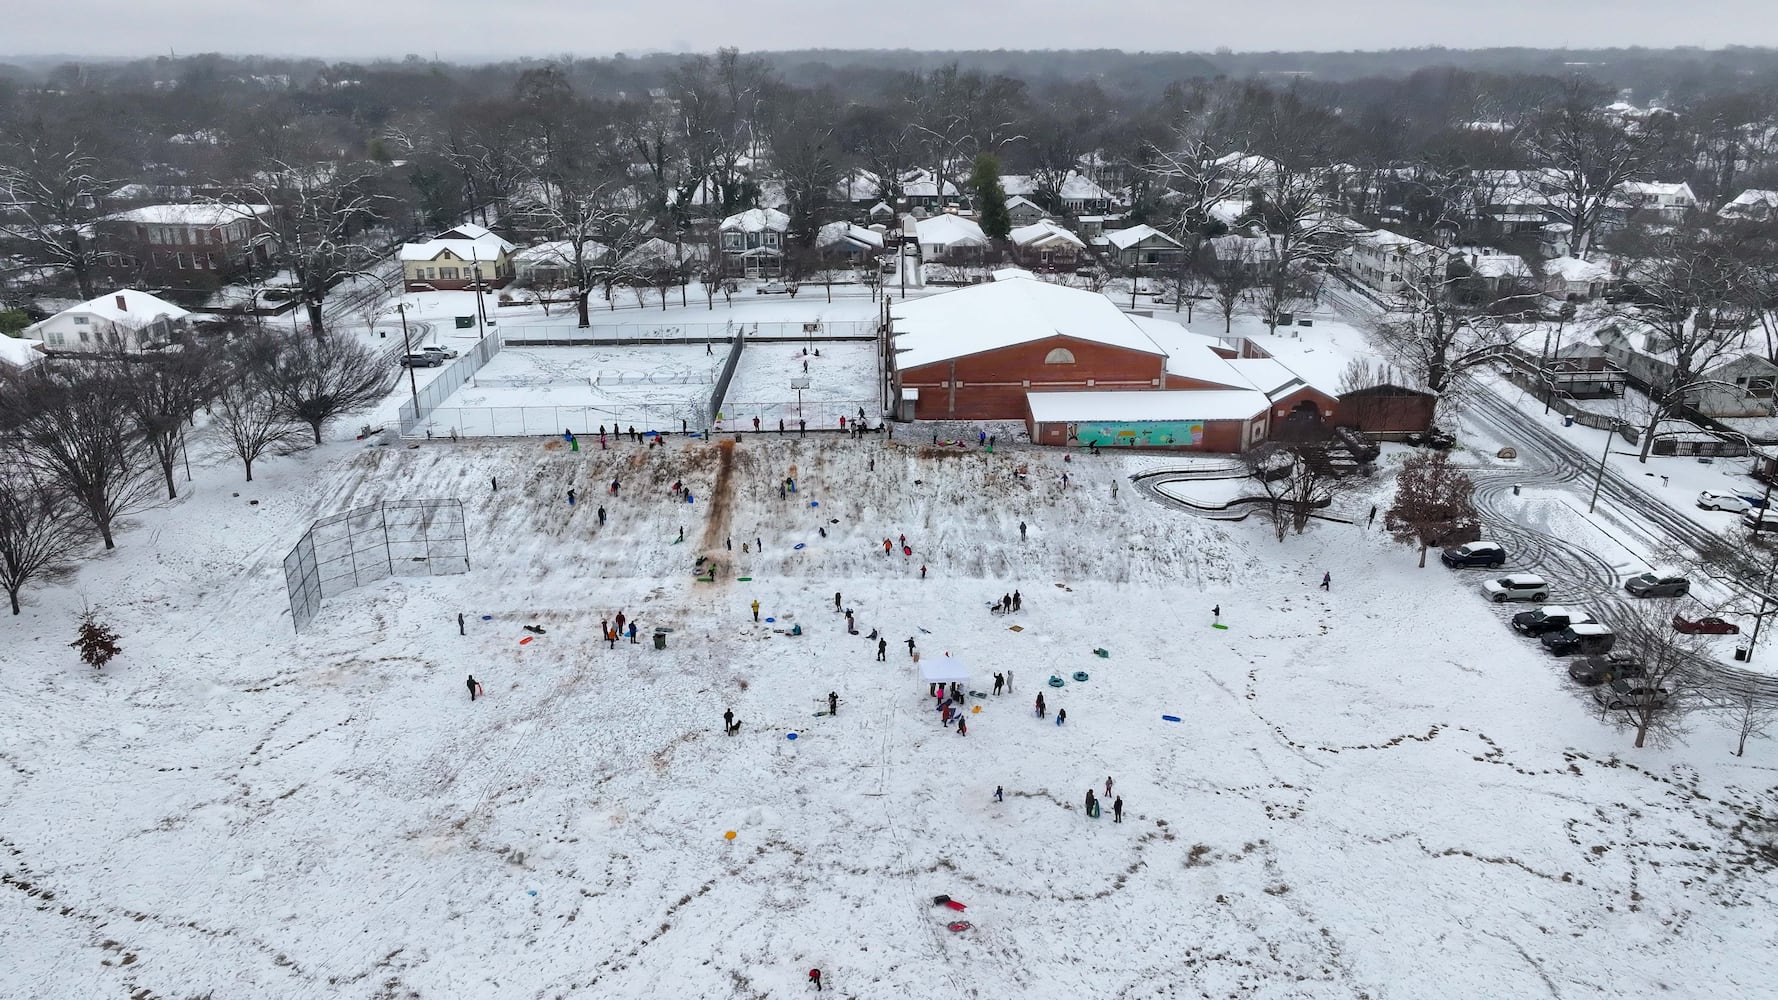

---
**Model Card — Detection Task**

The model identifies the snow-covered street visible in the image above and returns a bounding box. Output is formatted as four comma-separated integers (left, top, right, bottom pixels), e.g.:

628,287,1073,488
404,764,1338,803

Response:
4,424,1776,998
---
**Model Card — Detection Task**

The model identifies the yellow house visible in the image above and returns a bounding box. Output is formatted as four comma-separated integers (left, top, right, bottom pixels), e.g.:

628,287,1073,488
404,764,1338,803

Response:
399,223,516,291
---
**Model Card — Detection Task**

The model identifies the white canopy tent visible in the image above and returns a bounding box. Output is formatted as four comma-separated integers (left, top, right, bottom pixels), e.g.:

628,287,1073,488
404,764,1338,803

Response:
919,656,971,685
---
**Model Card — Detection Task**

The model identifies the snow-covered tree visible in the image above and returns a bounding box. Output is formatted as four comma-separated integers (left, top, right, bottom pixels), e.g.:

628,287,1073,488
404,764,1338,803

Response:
233,160,389,337
1519,79,1676,259
0,135,116,299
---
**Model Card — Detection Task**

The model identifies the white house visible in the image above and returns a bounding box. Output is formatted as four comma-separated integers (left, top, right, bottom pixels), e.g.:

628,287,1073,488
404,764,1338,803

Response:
1718,189,1778,222
1346,229,1445,297
1611,181,1698,223
1004,195,1048,228
1203,234,1279,279
1000,172,1123,215
513,239,609,286
24,289,191,352
400,223,516,291
916,214,988,261
1008,219,1086,270
1542,256,1613,300
1102,224,1184,270
0,335,45,369
719,208,790,278
816,221,886,263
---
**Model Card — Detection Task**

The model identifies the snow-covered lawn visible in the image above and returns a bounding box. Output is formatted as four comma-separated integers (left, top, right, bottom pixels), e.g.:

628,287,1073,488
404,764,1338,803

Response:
723,341,881,428
4,427,1776,999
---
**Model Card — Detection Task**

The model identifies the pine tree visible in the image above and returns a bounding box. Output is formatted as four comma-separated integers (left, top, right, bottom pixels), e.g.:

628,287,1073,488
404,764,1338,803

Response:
970,154,1011,241
70,608,122,669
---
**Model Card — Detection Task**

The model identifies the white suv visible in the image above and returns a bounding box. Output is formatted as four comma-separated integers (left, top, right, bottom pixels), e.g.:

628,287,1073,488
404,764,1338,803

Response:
1481,573,1550,603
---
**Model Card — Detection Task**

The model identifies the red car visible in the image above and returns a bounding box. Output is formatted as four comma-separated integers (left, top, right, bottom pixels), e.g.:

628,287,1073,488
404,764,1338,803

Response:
1672,614,1740,635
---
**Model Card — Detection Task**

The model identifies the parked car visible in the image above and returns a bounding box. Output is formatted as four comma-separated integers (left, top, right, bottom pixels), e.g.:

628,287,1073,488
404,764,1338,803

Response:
1672,614,1740,635
400,352,444,368
1568,652,1647,687
1697,490,1754,513
1512,605,1594,637
1543,622,1617,656
758,280,790,294
1480,574,1550,603
880,258,897,274
1624,572,1689,598
1593,678,1669,711
420,345,460,360
1404,426,1457,450
1441,541,1507,568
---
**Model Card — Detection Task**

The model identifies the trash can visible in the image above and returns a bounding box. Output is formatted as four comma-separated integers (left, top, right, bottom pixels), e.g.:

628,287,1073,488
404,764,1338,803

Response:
653,632,667,651
1563,416,1574,427
1513,483,1522,496
1735,645,1749,662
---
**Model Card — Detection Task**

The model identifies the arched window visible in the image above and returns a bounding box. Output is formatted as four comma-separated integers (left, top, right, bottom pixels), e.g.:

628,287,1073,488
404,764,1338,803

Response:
1044,347,1076,365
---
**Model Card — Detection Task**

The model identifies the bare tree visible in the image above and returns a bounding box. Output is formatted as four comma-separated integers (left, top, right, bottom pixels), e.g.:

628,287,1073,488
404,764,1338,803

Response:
110,344,218,501
1138,88,1259,313
1519,79,1675,259
259,334,393,445
1384,451,1480,567
1207,245,1254,334
1,363,157,550
1249,97,1346,334
0,459,86,614
0,133,116,299
1720,693,1776,757
234,160,390,337
214,340,301,481
1595,601,1709,749
1374,258,1532,416
1242,442,1342,540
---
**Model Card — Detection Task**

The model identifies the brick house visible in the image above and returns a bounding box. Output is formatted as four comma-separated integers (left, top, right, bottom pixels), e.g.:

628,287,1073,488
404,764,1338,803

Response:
95,203,273,291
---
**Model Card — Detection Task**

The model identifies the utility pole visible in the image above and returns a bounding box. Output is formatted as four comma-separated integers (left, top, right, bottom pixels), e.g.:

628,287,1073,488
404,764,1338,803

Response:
1587,421,1618,514
397,301,420,412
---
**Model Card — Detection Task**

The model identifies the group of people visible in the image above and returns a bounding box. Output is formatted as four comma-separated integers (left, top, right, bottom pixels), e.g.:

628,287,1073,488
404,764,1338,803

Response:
599,611,638,647
934,682,968,735
990,590,1023,615
1082,782,1124,822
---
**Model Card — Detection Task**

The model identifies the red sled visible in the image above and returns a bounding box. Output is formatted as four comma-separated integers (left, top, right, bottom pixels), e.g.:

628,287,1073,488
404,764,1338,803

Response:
944,900,967,911
947,921,971,932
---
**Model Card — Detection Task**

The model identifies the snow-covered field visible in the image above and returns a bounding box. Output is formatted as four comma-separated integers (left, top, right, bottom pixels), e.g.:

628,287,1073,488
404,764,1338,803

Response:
5,424,1778,999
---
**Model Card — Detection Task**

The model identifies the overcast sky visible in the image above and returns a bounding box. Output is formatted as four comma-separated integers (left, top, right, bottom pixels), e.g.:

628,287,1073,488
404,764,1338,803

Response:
8,1,1771,59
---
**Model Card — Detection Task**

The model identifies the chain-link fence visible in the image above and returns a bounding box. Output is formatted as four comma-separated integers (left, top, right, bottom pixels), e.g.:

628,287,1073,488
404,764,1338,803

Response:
397,334,504,434
716,399,884,431
284,499,470,632
414,405,700,438
497,319,876,345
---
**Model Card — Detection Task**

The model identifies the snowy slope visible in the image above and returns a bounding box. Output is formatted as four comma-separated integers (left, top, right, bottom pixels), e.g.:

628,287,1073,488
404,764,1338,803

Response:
2,430,1776,999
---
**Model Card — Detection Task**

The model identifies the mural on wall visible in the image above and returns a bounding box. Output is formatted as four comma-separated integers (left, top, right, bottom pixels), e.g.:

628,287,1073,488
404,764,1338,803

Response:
1069,421,1206,447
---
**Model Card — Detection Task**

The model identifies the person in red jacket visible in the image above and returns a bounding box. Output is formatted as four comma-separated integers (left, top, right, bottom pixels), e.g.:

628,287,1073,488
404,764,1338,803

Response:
809,968,823,991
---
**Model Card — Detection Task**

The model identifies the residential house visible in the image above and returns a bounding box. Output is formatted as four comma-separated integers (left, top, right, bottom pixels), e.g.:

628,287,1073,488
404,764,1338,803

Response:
1000,172,1122,216
23,289,191,352
1102,224,1184,271
1203,234,1279,280
1008,219,1085,271
95,203,273,291
719,208,789,278
400,223,516,291
1458,252,1535,300
815,222,886,266
916,213,989,263
1346,229,1445,298
1542,342,1626,399
1004,195,1048,228
1541,256,1613,301
900,170,967,214
1718,189,1778,222
1691,354,1778,418
513,240,608,287
1468,169,1557,237
1609,181,1698,225
0,335,45,370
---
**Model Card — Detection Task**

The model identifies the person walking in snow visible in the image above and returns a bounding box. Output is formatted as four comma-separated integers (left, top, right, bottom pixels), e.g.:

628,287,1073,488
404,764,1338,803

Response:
1019,521,1027,541
1213,604,1220,623
610,478,621,495
809,968,822,992
993,673,1003,695
876,638,887,661
920,565,927,579
1005,669,1013,692
597,506,607,526
1113,796,1123,823
1035,693,1046,719
1011,590,1021,611
751,600,761,622
724,708,734,735
467,674,479,701
628,622,638,642
566,487,576,506
906,637,916,657
606,629,617,650
835,592,842,610
883,538,892,556
614,611,625,635
845,610,854,632
458,612,465,636
1104,776,1113,797
799,418,806,436
1055,708,1066,726
1002,592,1012,613
978,429,986,446
752,416,761,431
957,716,967,736
994,785,1003,802
1320,571,1331,591
1085,789,1096,817
828,692,838,716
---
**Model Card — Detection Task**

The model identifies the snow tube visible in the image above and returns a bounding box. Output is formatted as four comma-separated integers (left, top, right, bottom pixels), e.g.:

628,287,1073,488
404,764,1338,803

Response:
481,615,493,620
1161,715,1182,722
685,493,694,503
1072,671,1089,682
947,921,971,932
765,617,775,623
903,545,912,556
1047,676,1065,688
794,543,806,550
519,636,534,645
786,732,798,740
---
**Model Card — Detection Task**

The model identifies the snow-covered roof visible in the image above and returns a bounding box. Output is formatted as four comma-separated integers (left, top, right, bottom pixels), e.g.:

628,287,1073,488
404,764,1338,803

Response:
106,203,271,226
1162,340,1259,390
817,222,885,250
1719,189,1778,216
892,278,1165,369
1206,234,1278,263
1468,254,1532,280
1353,228,1440,256
1205,198,1248,227
514,240,608,266
1004,195,1044,212
1542,257,1611,282
1009,219,1084,249
0,336,44,368
1026,389,1270,423
30,289,190,332
720,208,789,234
916,214,986,246
1224,357,1307,397
1000,172,1119,204
1615,181,1694,201
1104,224,1180,251
400,223,515,264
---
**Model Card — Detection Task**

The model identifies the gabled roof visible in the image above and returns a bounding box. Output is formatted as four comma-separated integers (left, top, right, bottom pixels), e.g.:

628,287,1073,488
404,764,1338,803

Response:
0,336,45,368
106,203,271,226
892,277,1165,369
916,214,987,245
1009,219,1084,249
720,208,790,233
28,289,190,335
1104,224,1180,251
1542,256,1611,282
1720,189,1778,216
514,239,609,266
817,221,885,250
400,223,515,263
